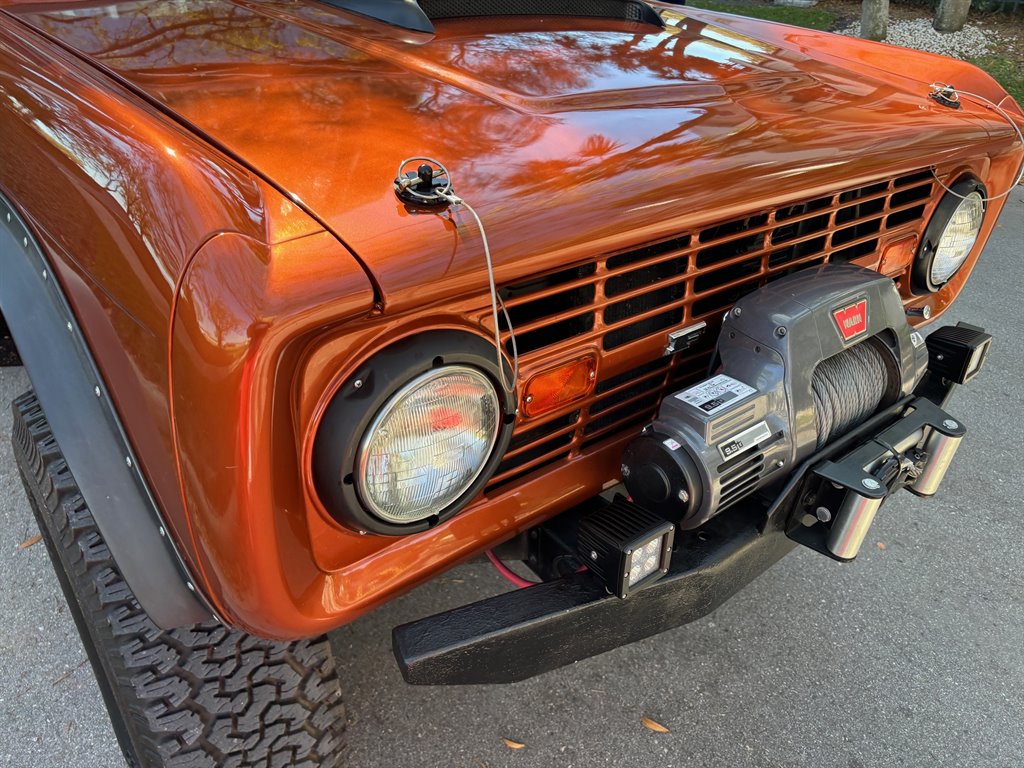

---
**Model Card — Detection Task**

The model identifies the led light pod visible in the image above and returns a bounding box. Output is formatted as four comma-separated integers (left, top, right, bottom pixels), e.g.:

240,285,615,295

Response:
924,322,993,384
577,496,674,599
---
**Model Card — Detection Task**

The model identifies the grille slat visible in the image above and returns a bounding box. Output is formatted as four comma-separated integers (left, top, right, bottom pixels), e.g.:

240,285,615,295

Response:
487,171,936,488
502,420,579,461
593,363,672,402
500,196,928,315
510,195,932,343
489,439,574,488
589,379,668,417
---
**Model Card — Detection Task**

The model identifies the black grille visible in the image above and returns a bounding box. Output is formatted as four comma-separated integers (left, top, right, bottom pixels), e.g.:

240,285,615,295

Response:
487,170,937,488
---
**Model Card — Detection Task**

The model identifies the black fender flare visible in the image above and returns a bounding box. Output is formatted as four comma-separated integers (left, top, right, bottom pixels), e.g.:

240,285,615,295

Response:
0,190,212,628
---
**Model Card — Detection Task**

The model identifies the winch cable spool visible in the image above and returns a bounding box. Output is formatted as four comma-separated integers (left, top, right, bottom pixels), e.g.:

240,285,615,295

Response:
927,84,1024,202
811,340,891,448
394,157,520,396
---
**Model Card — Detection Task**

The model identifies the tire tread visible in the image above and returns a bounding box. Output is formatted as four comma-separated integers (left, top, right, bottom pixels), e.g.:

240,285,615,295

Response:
11,390,346,767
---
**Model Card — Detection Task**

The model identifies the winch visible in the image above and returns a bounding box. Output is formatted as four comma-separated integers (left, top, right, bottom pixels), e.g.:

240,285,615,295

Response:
623,265,931,533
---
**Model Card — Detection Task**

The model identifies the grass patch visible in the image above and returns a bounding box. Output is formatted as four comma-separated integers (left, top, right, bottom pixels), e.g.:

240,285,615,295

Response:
687,0,834,30
969,56,1024,107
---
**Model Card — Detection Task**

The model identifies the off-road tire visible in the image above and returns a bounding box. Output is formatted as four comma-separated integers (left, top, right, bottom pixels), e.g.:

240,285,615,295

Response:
11,391,347,767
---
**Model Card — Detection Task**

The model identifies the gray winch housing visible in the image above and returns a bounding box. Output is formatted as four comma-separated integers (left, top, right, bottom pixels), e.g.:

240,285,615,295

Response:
623,265,929,529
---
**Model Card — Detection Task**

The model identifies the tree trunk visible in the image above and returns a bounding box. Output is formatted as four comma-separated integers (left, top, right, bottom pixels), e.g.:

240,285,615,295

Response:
934,0,971,32
860,0,889,41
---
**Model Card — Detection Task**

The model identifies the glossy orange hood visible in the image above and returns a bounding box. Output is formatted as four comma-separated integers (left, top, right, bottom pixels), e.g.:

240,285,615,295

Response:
10,0,1014,308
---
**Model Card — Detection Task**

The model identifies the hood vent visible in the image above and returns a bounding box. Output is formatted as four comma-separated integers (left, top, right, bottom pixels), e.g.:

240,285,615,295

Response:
321,0,666,33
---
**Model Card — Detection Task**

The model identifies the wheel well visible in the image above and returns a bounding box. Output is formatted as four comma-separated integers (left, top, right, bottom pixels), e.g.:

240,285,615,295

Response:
0,307,22,366
1,190,209,627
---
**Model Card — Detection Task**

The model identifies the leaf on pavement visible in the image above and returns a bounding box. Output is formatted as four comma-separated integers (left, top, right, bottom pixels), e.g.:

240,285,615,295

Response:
641,717,670,733
501,738,526,750
18,534,42,550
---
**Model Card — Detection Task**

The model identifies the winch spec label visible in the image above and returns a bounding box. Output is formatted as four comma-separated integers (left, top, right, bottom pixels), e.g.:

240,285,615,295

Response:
717,420,772,461
675,374,757,415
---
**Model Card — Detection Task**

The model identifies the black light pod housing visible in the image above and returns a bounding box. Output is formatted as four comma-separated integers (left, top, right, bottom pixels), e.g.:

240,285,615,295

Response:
925,322,993,384
577,496,675,598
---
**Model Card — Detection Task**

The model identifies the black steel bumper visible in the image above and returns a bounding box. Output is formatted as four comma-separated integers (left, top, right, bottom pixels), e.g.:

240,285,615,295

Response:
393,381,964,686
394,508,794,685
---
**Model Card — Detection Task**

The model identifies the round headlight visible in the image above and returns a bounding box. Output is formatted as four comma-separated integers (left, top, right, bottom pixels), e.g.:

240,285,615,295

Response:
914,180,986,293
357,366,500,524
929,191,984,284
311,330,514,536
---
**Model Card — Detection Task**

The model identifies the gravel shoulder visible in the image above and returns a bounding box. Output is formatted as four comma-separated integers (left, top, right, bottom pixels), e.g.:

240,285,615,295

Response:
821,0,1024,61
835,17,1004,58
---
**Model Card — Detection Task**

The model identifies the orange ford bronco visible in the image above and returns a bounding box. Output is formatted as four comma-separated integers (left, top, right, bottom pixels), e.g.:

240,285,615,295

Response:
1,0,1021,765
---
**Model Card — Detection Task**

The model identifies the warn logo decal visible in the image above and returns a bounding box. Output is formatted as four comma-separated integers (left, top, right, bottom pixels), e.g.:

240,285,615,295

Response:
832,299,868,342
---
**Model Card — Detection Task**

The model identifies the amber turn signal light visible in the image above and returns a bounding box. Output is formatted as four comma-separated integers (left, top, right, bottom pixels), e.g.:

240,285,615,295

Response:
879,236,917,276
521,356,596,418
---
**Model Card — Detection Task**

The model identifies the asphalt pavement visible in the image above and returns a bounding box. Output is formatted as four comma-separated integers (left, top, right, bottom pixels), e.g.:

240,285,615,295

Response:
1,189,1021,768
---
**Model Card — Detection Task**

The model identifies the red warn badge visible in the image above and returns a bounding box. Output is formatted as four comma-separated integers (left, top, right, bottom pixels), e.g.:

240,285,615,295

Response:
832,299,868,342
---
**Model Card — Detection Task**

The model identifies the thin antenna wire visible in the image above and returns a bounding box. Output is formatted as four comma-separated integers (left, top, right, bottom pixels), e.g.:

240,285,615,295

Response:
394,157,519,401
929,84,1024,203
442,192,519,395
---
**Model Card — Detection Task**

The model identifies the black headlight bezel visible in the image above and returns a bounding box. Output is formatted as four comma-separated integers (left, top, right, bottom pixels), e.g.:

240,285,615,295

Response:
311,330,515,536
912,176,987,294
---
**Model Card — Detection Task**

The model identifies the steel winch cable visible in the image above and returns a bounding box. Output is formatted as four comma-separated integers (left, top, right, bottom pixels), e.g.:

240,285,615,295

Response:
811,341,891,448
